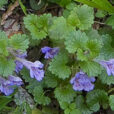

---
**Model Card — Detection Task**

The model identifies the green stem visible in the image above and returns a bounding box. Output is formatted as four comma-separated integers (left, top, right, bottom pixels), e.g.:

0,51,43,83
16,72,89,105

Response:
108,88,114,94
19,0,27,15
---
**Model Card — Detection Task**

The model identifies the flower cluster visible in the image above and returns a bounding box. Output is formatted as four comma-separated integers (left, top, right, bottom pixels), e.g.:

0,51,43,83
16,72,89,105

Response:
0,76,23,96
99,59,114,76
41,46,59,59
70,71,95,92
16,58,44,81
15,47,59,82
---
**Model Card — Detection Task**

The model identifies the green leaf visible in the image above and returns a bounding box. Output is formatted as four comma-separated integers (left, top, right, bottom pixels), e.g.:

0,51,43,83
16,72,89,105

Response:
65,30,88,53
9,34,29,51
106,15,114,29
29,0,46,10
49,51,71,79
48,0,71,7
59,101,69,110
98,34,114,60
69,103,76,110
95,10,107,18
21,68,50,105
58,0,71,7
21,68,44,93
33,86,51,105
109,95,114,111
64,108,71,114
0,58,15,77
76,95,99,114
77,49,88,61
89,103,100,113
49,16,74,40
42,106,58,114
24,14,52,40
0,31,8,56
0,96,12,110
77,40,101,61
63,2,77,18
76,95,93,114
75,0,114,13
79,61,101,76
85,29,101,40
19,0,27,15
54,84,76,103
86,89,108,109
99,70,114,85
13,106,23,114
70,109,81,114
67,5,94,30
32,109,42,114
0,0,8,8
44,71,58,88
85,40,101,58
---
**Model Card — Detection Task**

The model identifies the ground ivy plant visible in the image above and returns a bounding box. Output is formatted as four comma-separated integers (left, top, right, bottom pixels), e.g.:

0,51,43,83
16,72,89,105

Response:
0,0,114,114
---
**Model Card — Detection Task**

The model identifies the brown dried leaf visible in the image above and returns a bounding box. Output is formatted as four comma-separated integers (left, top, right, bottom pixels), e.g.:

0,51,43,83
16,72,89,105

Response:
1,0,19,25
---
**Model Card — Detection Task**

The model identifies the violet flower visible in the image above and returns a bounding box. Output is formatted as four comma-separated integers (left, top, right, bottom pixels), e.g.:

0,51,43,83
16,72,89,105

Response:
99,59,114,76
16,58,44,81
15,52,27,73
70,71,95,92
8,76,23,86
41,46,59,59
0,76,23,96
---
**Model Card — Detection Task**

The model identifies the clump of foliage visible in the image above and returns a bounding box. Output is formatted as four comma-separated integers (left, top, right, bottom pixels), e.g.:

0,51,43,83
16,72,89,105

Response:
0,0,114,114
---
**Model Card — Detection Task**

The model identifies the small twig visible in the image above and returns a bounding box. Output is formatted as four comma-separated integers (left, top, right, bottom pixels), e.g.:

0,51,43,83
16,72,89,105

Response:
94,21,106,25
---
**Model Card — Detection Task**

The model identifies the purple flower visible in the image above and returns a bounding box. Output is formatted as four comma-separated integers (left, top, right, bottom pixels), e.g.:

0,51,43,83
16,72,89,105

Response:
0,76,23,96
8,76,23,86
16,58,44,81
99,59,114,76
41,46,59,59
15,52,27,73
70,71,95,92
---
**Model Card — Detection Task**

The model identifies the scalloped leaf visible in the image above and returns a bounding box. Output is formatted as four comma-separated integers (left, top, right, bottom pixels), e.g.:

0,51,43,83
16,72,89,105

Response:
80,61,102,76
0,31,8,56
86,89,108,109
21,68,50,105
21,68,44,93
54,84,76,103
0,58,15,77
33,86,51,105
67,5,94,30
24,14,52,40
77,40,101,61
76,95,93,114
99,71,114,85
44,71,58,88
98,34,114,60
65,30,88,53
9,34,29,51
109,95,114,111
106,15,114,29
49,52,71,79
49,16,74,40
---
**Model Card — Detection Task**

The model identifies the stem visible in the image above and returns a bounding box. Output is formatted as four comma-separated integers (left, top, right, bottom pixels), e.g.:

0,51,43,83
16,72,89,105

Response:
94,21,106,25
108,88,114,94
